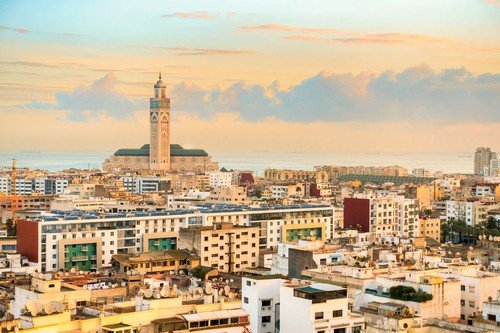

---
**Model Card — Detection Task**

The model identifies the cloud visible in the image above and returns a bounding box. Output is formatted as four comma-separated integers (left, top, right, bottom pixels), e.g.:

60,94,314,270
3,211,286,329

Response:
162,11,237,20
169,64,500,123
23,73,144,121
0,25,31,33
240,24,352,36
0,24,76,36
162,11,217,20
241,24,497,50
141,46,255,56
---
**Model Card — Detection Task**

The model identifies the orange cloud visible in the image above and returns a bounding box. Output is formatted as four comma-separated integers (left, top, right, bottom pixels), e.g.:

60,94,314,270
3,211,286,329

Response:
143,46,255,56
240,24,352,35
162,11,217,19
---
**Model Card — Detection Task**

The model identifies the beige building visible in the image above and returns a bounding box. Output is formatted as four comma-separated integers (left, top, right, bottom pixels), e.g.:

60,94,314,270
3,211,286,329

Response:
103,76,218,174
419,217,441,242
178,222,259,273
111,249,200,275
264,168,329,183
206,186,249,204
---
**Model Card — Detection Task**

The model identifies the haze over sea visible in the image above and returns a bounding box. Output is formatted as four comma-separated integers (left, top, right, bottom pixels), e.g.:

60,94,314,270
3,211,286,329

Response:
0,151,473,175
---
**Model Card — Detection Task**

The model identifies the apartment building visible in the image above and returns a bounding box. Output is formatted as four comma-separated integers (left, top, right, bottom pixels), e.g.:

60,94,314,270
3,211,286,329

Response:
209,171,233,188
122,176,170,194
0,177,69,195
418,217,441,242
280,282,365,333
344,192,418,238
178,222,259,273
438,267,500,323
242,275,283,333
111,249,200,275
16,204,334,272
206,186,249,204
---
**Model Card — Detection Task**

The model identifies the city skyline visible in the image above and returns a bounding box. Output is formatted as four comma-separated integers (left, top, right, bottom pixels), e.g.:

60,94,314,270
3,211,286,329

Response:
1,0,499,153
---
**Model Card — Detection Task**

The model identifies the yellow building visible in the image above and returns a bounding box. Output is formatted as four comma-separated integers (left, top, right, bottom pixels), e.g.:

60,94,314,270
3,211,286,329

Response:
419,217,441,242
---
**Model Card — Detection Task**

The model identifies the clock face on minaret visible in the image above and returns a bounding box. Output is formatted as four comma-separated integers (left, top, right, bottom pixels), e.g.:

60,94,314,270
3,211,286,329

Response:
149,74,171,171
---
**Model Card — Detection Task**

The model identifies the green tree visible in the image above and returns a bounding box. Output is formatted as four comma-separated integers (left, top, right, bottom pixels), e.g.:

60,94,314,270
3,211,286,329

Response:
5,218,16,237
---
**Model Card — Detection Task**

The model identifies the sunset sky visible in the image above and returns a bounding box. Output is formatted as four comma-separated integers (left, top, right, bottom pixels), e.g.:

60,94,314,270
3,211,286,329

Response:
1,0,499,153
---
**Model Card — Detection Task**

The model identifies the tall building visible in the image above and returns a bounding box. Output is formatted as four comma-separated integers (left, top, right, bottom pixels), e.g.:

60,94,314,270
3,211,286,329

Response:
149,74,171,171
103,75,219,173
474,147,497,176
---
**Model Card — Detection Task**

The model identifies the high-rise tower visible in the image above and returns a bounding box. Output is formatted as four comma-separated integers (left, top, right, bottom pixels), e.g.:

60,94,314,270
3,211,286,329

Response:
149,74,170,171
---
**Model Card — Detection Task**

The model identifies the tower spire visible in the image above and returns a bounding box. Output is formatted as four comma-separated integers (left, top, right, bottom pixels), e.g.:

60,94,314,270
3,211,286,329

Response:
159,72,162,80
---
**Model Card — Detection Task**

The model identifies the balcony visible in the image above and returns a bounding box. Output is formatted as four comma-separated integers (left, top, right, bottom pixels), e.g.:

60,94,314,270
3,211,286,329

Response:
71,256,89,261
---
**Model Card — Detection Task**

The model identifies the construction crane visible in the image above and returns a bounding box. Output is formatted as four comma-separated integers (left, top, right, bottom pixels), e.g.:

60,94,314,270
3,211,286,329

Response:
0,159,29,228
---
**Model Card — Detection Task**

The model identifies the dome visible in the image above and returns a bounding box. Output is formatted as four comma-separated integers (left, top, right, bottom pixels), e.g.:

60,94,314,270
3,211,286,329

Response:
154,73,166,88
154,79,166,88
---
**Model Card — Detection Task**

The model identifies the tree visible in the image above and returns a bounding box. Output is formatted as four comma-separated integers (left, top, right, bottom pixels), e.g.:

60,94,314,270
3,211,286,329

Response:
5,218,16,237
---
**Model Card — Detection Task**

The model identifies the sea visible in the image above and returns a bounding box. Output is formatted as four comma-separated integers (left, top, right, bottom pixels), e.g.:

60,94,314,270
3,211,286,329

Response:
0,151,474,175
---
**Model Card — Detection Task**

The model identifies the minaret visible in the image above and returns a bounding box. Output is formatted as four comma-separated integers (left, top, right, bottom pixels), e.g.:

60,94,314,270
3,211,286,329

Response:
149,74,171,171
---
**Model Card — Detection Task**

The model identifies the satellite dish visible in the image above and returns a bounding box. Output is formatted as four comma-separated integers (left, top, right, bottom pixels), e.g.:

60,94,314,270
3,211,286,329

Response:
228,292,236,300
64,272,69,277
188,286,195,293
160,289,168,297
79,271,84,275
225,279,229,284
70,268,76,273
144,289,153,298
478,235,483,240
153,292,161,299
43,303,54,315
196,287,203,294
104,270,109,276
54,302,64,313
126,270,132,276
229,279,234,283
121,282,126,287
224,285,230,296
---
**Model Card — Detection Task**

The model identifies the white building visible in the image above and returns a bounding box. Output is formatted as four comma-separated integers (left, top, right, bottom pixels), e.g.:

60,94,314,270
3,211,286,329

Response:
439,267,500,322
446,200,475,225
280,282,365,333
209,171,233,188
270,185,288,200
122,176,169,194
242,275,283,333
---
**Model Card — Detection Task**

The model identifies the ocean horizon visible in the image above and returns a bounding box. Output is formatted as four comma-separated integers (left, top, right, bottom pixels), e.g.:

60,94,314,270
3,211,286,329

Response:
0,150,474,175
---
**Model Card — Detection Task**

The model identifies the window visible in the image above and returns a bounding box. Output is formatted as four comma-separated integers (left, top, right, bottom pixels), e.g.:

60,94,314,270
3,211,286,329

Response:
246,281,251,286
468,286,475,293
315,312,324,320
461,299,465,306
334,329,346,333
469,301,475,308
243,297,248,304
262,299,271,307
352,326,362,333
262,316,271,323
332,310,343,317
461,285,465,291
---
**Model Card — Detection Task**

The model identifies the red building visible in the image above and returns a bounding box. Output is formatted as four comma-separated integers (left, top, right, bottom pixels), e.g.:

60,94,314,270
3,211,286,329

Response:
343,198,370,232
16,219,39,263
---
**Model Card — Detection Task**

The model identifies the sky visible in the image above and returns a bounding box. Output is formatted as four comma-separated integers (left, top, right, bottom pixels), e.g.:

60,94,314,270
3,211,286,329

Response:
0,0,499,153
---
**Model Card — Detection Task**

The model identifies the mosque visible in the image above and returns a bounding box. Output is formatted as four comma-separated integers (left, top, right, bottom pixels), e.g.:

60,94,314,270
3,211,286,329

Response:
102,75,219,173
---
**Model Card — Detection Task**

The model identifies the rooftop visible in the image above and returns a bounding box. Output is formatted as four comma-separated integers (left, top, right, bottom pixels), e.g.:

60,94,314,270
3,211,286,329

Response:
114,144,208,157
339,174,435,185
